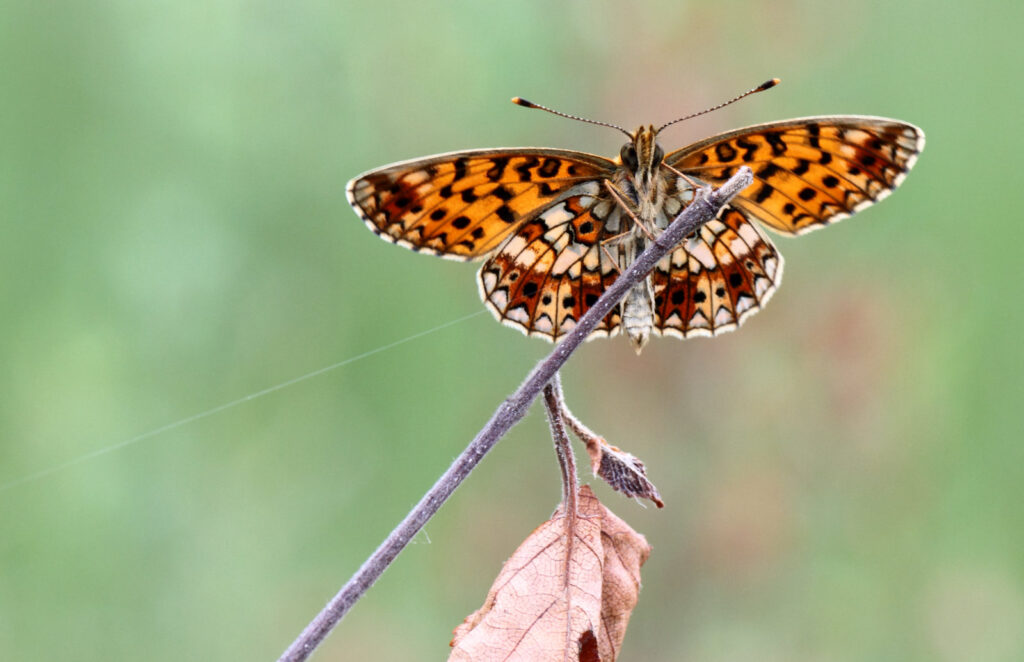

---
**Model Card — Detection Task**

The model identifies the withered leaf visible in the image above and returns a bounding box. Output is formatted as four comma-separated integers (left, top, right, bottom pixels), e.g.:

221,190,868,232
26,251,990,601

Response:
450,486,650,661
584,437,664,509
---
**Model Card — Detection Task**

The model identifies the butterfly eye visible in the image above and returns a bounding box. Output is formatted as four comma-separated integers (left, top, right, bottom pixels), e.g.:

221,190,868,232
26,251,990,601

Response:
620,144,639,170
653,145,664,164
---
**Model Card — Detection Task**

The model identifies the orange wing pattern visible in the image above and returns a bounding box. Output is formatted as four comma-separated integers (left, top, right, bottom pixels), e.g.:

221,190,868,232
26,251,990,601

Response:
477,192,624,341
347,113,923,349
346,149,613,260
667,116,924,235
651,208,782,338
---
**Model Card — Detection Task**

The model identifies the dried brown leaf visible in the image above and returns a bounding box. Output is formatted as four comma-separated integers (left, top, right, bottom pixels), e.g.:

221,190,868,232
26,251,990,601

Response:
450,486,650,661
596,501,650,656
583,438,664,509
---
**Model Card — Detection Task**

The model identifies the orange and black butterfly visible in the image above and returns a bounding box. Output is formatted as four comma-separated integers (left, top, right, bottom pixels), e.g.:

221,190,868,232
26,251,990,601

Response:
346,81,923,352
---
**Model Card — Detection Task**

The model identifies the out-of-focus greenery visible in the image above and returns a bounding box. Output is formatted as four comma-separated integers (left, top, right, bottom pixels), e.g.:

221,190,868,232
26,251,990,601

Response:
2,1,1022,660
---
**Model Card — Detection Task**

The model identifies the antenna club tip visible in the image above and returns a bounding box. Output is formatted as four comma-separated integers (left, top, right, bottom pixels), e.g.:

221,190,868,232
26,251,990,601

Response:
759,78,781,91
511,97,534,107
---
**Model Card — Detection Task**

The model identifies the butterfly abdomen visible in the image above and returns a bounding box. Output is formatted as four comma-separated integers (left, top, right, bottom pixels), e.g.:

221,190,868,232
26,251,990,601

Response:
622,279,656,353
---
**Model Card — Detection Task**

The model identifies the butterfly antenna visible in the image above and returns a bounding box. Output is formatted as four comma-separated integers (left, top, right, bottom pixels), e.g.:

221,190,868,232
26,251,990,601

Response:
656,78,780,133
512,97,633,139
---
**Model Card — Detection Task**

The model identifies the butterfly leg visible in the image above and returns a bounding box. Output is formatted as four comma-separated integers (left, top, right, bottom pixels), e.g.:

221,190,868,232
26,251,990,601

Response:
598,245,622,274
600,245,622,274
660,162,703,191
660,162,714,240
604,180,656,240
598,229,635,274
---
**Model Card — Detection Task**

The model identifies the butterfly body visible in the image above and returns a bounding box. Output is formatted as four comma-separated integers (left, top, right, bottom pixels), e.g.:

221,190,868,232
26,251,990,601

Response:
347,114,923,352
605,125,691,350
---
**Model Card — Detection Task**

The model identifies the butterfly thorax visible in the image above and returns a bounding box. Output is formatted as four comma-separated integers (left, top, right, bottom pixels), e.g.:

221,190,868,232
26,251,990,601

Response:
615,126,668,221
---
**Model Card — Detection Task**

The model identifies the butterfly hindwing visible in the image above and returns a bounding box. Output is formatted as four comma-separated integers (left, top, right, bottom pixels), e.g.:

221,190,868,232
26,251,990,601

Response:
652,208,783,338
666,116,924,235
478,191,624,341
347,148,614,260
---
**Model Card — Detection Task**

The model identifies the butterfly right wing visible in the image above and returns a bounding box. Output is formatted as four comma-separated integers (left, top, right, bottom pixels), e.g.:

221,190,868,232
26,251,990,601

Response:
478,186,626,341
346,148,615,260
665,116,924,236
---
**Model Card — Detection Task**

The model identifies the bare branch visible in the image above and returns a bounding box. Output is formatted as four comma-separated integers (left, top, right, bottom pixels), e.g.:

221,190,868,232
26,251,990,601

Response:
541,374,581,656
277,167,752,662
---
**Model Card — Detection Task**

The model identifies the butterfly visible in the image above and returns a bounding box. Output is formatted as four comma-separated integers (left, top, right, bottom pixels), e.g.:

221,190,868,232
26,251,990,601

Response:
346,83,924,352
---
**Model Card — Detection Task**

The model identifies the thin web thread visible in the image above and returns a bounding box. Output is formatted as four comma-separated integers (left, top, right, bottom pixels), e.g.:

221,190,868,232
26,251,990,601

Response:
0,310,486,493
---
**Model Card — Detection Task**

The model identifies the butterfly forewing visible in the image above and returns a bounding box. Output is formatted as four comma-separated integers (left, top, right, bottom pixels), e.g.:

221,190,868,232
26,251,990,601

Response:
346,149,614,260
666,116,925,235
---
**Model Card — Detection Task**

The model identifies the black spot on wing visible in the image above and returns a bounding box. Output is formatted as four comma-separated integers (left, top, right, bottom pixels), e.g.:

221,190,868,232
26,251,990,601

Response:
492,185,514,201
515,157,539,182
715,142,738,162
807,123,821,149
735,138,758,162
754,183,774,203
763,132,787,156
538,158,560,178
486,157,510,181
496,205,516,223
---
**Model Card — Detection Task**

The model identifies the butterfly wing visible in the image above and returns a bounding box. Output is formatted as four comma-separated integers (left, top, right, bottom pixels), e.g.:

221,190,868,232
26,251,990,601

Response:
665,116,925,235
478,187,625,341
651,208,783,338
346,148,615,260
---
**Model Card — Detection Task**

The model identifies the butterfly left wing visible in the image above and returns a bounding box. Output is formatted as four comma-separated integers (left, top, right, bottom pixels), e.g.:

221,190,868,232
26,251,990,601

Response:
665,116,924,236
651,208,783,338
346,148,614,260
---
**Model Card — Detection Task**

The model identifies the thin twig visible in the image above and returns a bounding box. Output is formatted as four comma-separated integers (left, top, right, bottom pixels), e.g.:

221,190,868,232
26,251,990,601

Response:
541,373,579,657
276,167,752,662
557,392,603,449
542,374,578,509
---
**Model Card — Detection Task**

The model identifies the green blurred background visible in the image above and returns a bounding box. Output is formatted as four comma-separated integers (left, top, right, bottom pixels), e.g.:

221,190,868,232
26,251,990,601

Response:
2,1,1022,660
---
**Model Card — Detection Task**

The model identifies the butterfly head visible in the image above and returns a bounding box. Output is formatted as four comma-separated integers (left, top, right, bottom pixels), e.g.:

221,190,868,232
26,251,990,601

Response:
619,126,665,199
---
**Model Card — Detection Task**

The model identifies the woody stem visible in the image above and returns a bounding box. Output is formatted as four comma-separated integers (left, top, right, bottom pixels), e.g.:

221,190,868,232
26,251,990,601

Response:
542,373,578,509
